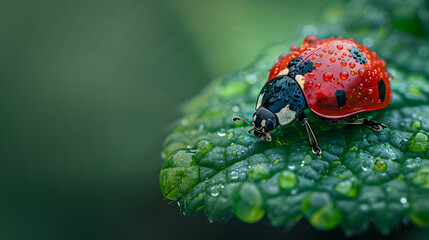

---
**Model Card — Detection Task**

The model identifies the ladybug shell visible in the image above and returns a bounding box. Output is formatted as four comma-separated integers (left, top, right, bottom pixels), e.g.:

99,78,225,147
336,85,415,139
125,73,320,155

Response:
268,36,392,119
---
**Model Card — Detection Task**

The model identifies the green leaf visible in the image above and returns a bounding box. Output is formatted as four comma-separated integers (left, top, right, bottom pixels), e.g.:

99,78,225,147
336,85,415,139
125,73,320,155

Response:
160,0,429,235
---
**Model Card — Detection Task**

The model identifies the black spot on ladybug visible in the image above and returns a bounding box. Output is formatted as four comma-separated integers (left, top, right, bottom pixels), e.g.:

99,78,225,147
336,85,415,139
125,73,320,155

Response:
335,90,347,108
350,46,367,64
288,58,314,78
378,79,386,102
259,75,306,117
287,57,302,68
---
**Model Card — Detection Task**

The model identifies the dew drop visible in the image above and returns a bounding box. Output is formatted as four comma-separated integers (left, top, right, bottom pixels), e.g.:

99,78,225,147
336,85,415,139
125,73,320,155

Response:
328,50,333,54
340,60,347,67
209,185,222,197
368,89,373,95
230,170,240,180
227,132,235,138
412,165,429,188
323,49,327,53
198,193,204,199
218,129,226,137
272,159,279,166
337,44,343,50
181,119,189,126
405,158,420,168
231,151,237,156
374,158,387,171
400,197,409,208
330,58,336,63
359,69,365,77
410,119,422,130
323,72,333,81
315,83,321,89
340,71,349,80
349,62,356,68
247,164,271,180
231,183,265,223
195,139,214,156
289,45,299,52
358,83,364,90
349,146,359,152
307,81,313,87
307,73,314,78
315,61,322,67
278,170,298,189
337,82,342,87
408,132,429,153
361,160,371,171
334,180,355,196
232,105,240,112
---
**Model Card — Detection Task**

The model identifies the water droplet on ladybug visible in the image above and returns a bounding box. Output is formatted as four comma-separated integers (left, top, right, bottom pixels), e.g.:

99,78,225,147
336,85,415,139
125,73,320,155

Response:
328,50,333,54
323,49,327,53
315,62,322,67
289,45,299,53
343,52,347,56
315,83,321,89
330,58,336,63
359,69,365,77
307,81,313,87
340,71,349,80
358,92,362,97
323,72,333,81
349,62,355,68
358,83,364,90
337,44,343,50
388,73,393,81
307,73,314,78
340,60,347,67
368,89,373,94
278,54,287,61
337,82,342,87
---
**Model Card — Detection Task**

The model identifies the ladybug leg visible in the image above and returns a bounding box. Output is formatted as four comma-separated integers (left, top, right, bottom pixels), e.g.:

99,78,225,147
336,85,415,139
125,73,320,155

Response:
299,114,322,157
362,119,388,131
333,116,388,131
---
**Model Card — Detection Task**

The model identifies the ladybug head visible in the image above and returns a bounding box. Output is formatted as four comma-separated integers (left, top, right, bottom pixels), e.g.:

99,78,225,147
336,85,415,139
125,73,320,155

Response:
233,107,278,142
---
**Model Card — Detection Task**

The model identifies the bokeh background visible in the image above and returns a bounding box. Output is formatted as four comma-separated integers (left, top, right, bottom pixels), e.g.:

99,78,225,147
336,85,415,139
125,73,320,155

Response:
1,0,429,239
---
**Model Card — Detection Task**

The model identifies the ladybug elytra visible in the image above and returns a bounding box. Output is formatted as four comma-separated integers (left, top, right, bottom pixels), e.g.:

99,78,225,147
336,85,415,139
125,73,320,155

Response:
233,35,392,157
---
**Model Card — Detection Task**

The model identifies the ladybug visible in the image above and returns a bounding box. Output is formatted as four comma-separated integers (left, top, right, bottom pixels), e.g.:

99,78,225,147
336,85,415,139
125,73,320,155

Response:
233,35,392,157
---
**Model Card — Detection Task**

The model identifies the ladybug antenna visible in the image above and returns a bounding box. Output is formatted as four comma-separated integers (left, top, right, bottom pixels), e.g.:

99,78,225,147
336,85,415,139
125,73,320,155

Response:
233,116,254,126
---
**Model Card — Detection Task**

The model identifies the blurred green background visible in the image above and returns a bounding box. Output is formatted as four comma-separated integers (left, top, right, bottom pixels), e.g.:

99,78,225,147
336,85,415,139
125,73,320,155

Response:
1,0,428,239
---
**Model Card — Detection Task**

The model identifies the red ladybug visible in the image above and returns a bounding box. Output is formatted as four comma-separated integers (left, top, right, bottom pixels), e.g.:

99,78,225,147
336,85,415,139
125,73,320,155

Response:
233,35,392,156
